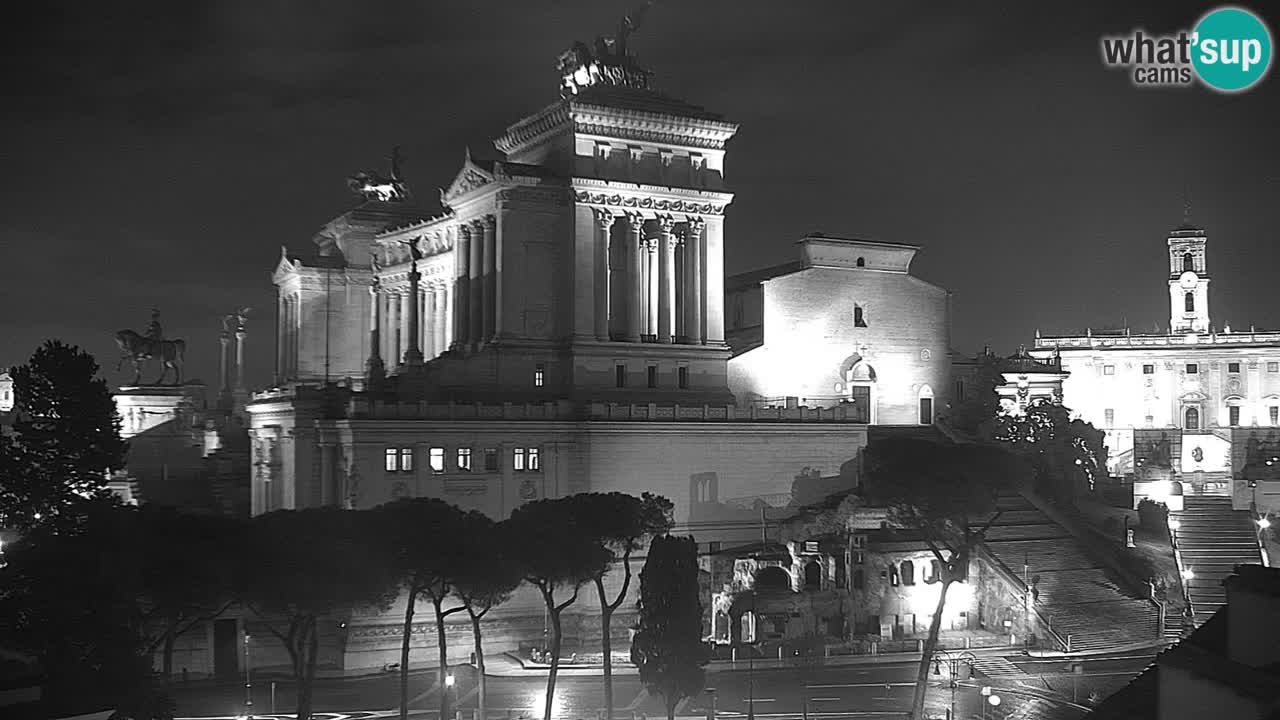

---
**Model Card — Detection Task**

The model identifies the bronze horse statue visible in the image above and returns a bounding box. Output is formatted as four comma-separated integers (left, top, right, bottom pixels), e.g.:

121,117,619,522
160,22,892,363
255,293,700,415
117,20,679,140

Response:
115,330,185,385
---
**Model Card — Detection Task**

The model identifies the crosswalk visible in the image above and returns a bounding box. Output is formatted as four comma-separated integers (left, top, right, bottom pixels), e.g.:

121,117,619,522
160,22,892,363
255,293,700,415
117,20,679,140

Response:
969,655,1028,680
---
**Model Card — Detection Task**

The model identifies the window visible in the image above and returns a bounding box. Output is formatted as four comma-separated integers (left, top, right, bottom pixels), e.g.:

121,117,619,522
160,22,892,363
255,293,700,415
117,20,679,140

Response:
615,364,626,388
1183,251,1194,272
1229,362,1241,373
1103,365,1115,375
647,365,657,389
678,366,689,389
534,364,545,387
456,448,472,472
385,448,398,472
1229,406,1241,426
955,379,965,400
513,447,526,471
900,560,915,586
1146,415,1154,427
852,535,867,549
853,304,868,328
429,447,445,474
1270,362,1279,373
528,447,541,471
919,397,933,425
484,448,498,472
1143,364,1154,374
1185,292,1195,313
1185,407,1200,430
856,257,865,267
926,560,940,584
803,540,819,553
1271,406,1279,425
399,448,413,472
1103,408,1115,426
854,551,865,565
889,566,900,587
1186,363,1198,374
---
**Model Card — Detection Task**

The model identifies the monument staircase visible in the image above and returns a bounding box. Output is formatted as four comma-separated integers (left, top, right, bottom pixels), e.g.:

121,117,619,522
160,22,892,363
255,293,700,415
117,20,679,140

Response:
980,494,1161,653
1170,495,1264,626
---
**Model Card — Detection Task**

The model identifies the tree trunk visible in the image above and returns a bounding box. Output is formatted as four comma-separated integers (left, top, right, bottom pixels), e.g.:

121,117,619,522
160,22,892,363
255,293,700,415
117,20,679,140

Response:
161,618,177,687
666,693,677,720
400,587,417,720
302,615,319,720
597,577,615,720
470,610,487,720
292,619,309,720
909,579,952,720
544,598,564,720
434,596,451,720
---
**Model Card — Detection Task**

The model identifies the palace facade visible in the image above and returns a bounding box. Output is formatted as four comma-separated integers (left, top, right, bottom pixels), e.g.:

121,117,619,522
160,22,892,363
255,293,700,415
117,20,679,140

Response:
1031,222,1280,514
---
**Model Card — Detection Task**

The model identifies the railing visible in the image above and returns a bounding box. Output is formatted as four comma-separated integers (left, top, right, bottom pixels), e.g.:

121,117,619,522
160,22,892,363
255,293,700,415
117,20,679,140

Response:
977,544,1071,652
1035,329,1280,349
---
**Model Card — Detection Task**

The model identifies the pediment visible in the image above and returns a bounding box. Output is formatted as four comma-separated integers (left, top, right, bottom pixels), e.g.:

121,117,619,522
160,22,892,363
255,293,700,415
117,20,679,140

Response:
441,153,495,204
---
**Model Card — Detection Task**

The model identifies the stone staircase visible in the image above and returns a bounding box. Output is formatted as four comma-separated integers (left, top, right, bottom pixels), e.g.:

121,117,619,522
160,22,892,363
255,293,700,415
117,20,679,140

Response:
981,495,1161,653
1171,495,1264,626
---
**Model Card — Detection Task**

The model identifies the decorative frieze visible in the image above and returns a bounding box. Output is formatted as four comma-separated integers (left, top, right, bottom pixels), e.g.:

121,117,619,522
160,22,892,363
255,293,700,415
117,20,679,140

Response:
574,190,725,215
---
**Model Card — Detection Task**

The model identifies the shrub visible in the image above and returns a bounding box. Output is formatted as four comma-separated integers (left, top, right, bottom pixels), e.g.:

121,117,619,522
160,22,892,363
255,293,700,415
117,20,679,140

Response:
1137,499,1169,531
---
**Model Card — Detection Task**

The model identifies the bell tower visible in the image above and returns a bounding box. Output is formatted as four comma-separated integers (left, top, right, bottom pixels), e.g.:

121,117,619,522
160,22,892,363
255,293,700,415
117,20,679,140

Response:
1167,223,1210,334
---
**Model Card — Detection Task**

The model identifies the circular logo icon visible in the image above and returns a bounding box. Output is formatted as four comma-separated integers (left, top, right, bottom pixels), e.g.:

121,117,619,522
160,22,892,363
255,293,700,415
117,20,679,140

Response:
1192,7,1273,92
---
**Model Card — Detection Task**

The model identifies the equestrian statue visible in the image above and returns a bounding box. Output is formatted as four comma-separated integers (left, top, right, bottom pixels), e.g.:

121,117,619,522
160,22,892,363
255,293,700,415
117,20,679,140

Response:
115,309,186,385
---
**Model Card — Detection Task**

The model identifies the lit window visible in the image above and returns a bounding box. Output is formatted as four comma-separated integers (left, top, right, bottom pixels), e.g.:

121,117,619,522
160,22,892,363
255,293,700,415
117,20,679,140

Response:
1105,409,1115,426
1185,292,1195,313
647,365,657,389
528,447,541,471
1186,363,1198,374
1228,362,1241,373
889,566,899,587
1271,407,1278,425
678,366,689,389
385,448,398,472
484,448,498,472
1143,364,1154,374
900,560,915,586
456,448,472,472
534,364,545,387
1103,365,1115,375
429,447,445,474
514,447,526,471
926,560,940,584
1145,415,1154,427
1270,362,1279,373
803,540,819,553
1229,406,1241,426
615,364,626,388
399,448,413,472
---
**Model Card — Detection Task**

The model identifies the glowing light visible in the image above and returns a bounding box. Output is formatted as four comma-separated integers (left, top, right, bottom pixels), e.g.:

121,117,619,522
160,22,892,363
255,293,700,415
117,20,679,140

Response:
531,688,566,719
1168,519,1181,531
1259,517,1272,530
988,695,1002,707
445,674,455,687
1182,568,1195,581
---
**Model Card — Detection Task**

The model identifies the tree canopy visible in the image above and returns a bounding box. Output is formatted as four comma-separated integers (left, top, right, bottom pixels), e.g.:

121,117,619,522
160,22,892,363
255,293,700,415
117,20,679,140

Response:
992,398,1107,502
631,534,707,720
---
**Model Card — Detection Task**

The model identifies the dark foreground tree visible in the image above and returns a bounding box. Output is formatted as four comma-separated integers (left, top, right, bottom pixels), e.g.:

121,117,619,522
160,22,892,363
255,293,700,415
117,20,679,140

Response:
373,498,471,720
945,349,1004,438
243,508,399,720
573,492,673,720
630,534,707,720
993,397,1107,503
862,436,1025,720
1,340,127,530
509,497,611,720
452,513,522,720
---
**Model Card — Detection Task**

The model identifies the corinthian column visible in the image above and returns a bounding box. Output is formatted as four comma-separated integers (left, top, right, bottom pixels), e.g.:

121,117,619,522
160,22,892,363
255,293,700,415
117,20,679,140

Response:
685,217,704,345
454,225,470,349
658,216,676,344
403,257,423,367
594,208,614,341
481,215,497,342
626,214,643,343
469,219,484,347
367,276,385,382
235,319,247,391
646,239,659,339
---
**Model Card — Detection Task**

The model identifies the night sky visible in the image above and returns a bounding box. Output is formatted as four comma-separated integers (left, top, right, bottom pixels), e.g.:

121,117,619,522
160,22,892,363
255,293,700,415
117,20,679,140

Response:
4,1,1278,391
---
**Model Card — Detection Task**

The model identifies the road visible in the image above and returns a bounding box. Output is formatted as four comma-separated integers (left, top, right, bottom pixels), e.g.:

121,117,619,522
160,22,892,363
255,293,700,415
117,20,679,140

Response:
172,651,1157,720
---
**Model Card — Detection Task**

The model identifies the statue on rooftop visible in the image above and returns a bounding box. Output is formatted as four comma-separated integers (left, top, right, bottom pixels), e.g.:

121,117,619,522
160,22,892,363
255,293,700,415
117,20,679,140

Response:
347,146,410,202
558,1,654,97
115,309,186,385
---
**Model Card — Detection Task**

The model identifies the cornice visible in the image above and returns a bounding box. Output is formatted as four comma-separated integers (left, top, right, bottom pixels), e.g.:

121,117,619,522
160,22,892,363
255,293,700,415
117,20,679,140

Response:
494,103,573,156
571,181,732,217
571,103,739,150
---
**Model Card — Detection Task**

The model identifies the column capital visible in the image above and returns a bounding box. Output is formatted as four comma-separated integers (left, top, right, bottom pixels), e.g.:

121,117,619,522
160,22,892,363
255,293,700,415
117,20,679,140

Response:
658,215,677,234
685,216,706,234
593,207,616,229
470,217,487,232
482,214,497,230
626,212,645,232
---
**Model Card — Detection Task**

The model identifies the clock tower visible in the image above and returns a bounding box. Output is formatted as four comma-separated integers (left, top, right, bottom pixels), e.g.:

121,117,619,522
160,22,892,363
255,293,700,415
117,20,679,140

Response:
1167,223,1210,334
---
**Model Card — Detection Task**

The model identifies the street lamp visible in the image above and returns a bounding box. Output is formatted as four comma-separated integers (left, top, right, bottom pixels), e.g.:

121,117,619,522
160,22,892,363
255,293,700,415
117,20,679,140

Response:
243,632,253,720
1181,568,1195,582
932,649,977,720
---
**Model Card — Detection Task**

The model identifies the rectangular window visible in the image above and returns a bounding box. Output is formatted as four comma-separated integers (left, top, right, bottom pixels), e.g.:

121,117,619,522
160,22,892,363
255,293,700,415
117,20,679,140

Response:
1143,364,1154,374
385,448,398,472
528,447,541,471
919,397,933,425
1145,415,1154,427
429,447,445,474
1271,407,1279,425
399,448,413,472
852,534,867,549
534,364,545,387
615,364,626,388
803,540,819,553
1186,363,1198,374
513,447,526,471
1105,408,1115,426
1103,365,1115,375
955,379,965,400
1229,362,1241,374
483,448,498,472
456,448,472,472
854,551,865,565
1229,406,1241,426
678,366,689,389
647,365,658,389
1270,362,1279,373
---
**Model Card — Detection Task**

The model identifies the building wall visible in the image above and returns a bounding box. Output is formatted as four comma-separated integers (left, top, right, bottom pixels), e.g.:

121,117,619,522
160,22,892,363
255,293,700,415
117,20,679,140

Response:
1158,663,1264,720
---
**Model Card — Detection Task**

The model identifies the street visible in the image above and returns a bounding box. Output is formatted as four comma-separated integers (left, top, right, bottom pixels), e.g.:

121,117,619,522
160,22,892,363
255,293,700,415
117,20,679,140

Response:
171,650,1157,720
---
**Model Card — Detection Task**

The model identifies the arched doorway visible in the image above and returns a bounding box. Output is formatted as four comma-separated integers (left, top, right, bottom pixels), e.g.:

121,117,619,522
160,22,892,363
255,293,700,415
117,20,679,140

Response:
804,560,822,590
1185,406,1200,430
838,355,877,423
918,385,934,425
756,566,791,592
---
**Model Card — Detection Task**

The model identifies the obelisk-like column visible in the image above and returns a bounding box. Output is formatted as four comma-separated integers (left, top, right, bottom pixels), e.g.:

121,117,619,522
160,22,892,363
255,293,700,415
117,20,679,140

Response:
235,322,247,391
367,274,385,384
403,253,424,367
626,214,643,343
219,324,231,394
658,216,676,344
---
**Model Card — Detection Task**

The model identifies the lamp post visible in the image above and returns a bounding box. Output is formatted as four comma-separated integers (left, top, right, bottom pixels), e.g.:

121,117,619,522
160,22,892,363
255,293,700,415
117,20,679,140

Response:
932,649,978,720
243,632,253,720
445,672,456,720
747,592,756,720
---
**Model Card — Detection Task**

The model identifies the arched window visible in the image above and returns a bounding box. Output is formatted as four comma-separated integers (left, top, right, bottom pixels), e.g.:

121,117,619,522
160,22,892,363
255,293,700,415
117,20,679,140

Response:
918,385,934,425
804,560,822,590
925,559,941,584
1183,252,1194,272
900,560,916,586
1185,406,1200,430
854,305,868,328
756,566,791,592
856,257,866,268
1185,292,1195,313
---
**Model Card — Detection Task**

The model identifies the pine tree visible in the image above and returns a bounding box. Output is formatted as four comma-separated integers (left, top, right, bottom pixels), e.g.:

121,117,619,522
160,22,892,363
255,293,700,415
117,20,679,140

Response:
630,534,707,720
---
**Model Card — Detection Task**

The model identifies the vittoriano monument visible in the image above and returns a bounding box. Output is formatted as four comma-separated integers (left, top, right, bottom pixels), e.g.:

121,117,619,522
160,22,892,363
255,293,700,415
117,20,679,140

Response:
115,309,186,385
